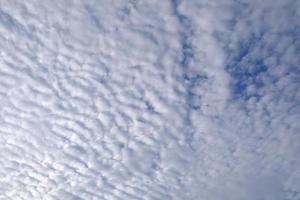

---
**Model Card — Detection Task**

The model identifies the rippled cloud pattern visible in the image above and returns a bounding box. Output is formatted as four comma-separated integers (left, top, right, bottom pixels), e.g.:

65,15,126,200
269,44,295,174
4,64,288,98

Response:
0,0,299,199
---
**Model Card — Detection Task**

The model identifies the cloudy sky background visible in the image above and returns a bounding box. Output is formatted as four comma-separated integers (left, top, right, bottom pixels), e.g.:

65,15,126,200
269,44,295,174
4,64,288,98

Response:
0,0,299,199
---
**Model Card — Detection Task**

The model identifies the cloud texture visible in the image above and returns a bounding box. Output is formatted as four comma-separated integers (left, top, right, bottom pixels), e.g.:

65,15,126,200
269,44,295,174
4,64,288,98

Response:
0,0,299,199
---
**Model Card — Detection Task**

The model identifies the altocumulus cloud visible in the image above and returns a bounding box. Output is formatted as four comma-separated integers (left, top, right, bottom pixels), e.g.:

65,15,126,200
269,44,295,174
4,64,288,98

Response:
0,0,299,200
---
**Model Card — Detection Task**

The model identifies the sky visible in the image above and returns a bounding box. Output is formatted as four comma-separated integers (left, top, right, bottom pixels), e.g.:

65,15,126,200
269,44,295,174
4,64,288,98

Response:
0,0,299,199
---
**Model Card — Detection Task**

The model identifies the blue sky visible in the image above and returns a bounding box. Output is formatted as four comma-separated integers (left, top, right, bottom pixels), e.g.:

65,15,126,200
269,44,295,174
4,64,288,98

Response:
0,0,299,199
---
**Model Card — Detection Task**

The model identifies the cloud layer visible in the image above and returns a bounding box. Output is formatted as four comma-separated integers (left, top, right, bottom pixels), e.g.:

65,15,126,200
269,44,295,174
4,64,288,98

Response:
0,0,299,199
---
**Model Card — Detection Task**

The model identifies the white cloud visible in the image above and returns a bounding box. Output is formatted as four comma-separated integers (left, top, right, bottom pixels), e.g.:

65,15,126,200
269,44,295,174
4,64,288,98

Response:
0,0,299,199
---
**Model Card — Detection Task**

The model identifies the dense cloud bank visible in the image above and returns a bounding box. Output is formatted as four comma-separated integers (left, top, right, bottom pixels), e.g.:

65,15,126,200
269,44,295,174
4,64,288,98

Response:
0,0,299,199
